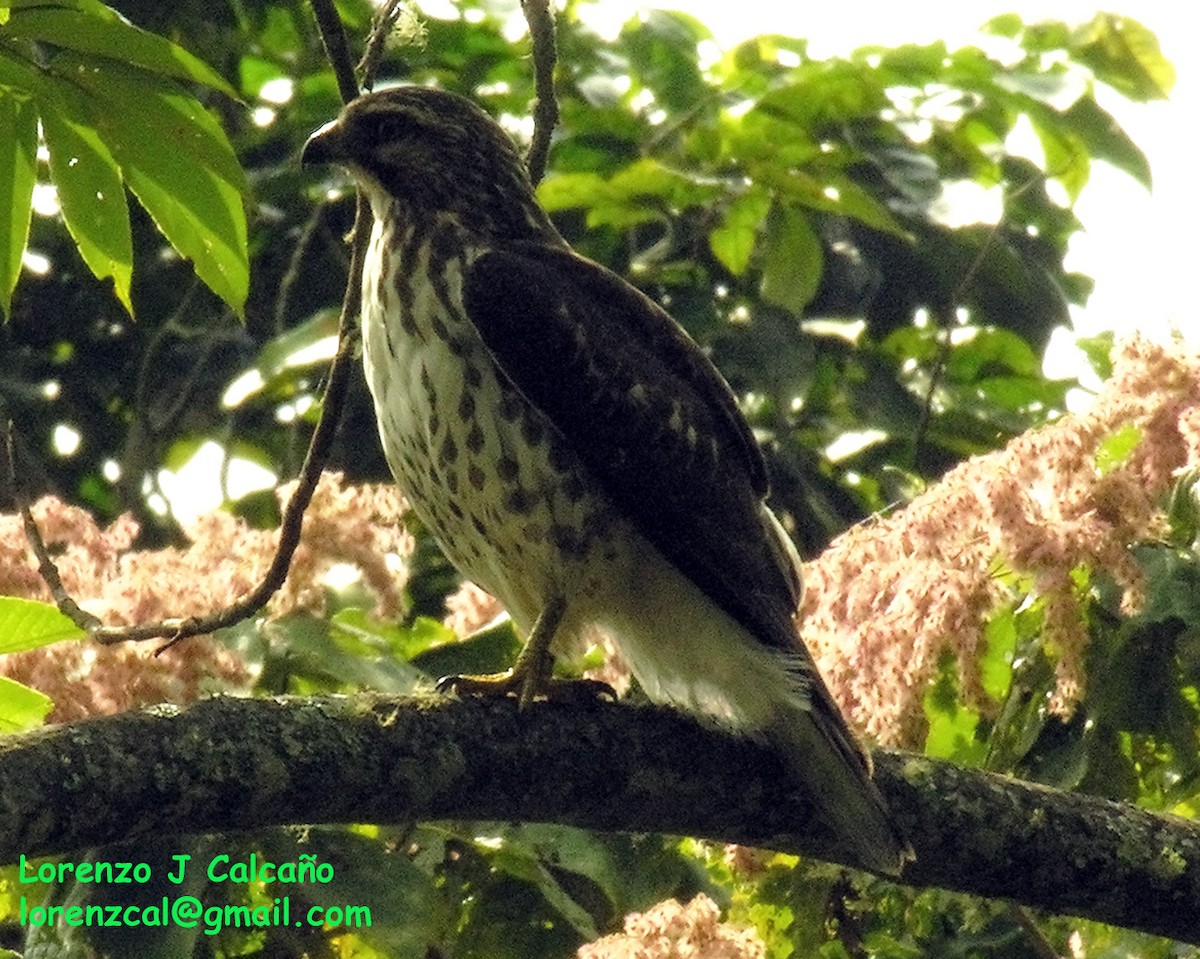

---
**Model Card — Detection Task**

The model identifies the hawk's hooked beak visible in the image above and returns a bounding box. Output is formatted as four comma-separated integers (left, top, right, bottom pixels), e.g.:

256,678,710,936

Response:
301,118,346,166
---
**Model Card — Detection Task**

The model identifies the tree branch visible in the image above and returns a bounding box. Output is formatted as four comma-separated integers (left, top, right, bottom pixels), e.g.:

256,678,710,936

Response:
520,0,558,186
3,695,1198,944
310,0,360,104
358,0,407,91
3,417,102,631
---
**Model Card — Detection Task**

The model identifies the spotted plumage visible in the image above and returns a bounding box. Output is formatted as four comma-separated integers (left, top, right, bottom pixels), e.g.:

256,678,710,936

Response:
302,86,910,874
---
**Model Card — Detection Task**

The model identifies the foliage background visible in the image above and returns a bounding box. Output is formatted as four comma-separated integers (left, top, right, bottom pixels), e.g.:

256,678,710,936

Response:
1,0,1197,956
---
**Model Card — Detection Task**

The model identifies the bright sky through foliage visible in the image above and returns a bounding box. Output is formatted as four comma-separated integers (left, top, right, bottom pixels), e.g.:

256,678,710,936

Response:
584,0,1196,354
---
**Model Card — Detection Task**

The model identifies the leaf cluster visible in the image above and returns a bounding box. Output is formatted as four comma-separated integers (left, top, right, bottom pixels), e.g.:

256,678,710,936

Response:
0,0,247,317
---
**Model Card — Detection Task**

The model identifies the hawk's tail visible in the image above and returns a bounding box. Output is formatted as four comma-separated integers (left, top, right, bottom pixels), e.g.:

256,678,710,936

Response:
601,531,911,875
764,660,912,876
758,509,911,874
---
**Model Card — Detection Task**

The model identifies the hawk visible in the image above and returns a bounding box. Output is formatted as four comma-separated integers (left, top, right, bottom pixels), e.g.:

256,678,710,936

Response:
302,86,909,874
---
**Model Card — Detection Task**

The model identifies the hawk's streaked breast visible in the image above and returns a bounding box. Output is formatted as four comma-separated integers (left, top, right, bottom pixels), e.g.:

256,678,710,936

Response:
361,205,623,637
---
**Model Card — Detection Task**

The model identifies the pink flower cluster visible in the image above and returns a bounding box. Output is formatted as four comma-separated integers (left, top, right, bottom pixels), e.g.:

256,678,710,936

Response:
578,895,764,959
0,472,409,721
801,336,1200,746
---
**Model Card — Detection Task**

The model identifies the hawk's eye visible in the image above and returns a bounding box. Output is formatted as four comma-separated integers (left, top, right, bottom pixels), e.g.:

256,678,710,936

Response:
373,113,417,144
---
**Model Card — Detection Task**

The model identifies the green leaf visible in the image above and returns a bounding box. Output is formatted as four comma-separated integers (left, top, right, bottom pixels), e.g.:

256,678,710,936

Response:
1009,19,1072,55
824,176,911,237
0,675,53,733
57,53,248,315
606,157,714,205
983,13,1024,39
0,596,87,653
261,828,439,958
1076,331,1115,379
1136,543,1200,631
223,307,340,407
981,607,1017,703
721,33,808,86
1032,117,1090,203
944,327,1040,381
1070,14,1175,102
537,171,607,212
540,160,721,232
993,68,1076,105
709,187,770,276
264,612,427,694
760,204,822,315
0,91,37,318
410,619,522,679
759,165,907,237
501,825,696,920
330,609,456,664
970,375,1070,416
238,54,285,101
39,100,133,314
620,9,711,113
758,63,888,126
723,107,822,170
1165,470,1200,548
1095,422,1142,475
987,618,1058,770
923,664,987,765
1058,95,1152,189
3,3,239,99
484,837,600,941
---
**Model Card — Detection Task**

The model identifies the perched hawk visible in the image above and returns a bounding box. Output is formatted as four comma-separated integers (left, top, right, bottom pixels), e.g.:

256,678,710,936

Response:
302,86,909,874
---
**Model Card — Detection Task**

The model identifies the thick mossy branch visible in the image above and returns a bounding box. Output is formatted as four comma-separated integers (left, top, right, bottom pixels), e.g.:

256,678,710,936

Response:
2,695,1199,943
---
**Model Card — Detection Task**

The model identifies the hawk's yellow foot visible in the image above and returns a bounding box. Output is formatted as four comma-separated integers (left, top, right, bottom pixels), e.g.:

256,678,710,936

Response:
435,596,615,707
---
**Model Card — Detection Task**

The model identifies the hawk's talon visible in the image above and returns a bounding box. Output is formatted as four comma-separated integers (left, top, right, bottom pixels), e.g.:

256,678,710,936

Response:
433,594,584,707
436,671,616,705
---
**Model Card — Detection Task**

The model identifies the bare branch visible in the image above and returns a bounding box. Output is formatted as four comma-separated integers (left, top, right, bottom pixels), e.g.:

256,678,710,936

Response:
521,0,559,186
3,695,1199,945
912,173,1042,467
359,0,411,92
274,202,327,336
2,419,101,631
310,0,360,105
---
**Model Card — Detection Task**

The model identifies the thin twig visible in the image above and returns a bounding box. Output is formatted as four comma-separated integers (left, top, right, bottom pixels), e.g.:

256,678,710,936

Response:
147,226,366,651
911,301,957,471
101,199,369,649
147,1,372,650
358,0,408,92
520,0,558,186
1007,903,1065,959
274,202,326,335
3,419,102,631
912,171,1042,465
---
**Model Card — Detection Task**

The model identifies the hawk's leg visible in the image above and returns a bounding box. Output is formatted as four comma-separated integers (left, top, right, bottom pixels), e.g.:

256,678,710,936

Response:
436,594,614,708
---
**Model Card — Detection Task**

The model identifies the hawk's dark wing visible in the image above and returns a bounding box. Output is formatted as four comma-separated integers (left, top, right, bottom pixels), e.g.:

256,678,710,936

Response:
464,243,801,649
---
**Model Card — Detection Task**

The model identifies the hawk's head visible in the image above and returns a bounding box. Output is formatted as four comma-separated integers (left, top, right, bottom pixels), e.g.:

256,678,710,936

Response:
302,86,554,241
